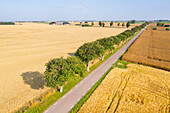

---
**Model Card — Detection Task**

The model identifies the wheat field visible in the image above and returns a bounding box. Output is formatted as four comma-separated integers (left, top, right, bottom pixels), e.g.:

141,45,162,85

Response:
0,23,134,113
123,24,170,70
78,64,170,113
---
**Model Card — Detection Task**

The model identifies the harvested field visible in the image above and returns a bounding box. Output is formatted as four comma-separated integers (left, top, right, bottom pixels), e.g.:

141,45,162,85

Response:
123,25,170,70
78,64,170,113
0,23,133,113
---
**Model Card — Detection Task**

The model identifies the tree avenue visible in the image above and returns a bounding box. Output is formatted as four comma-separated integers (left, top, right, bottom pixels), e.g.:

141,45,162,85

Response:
44,22,149,91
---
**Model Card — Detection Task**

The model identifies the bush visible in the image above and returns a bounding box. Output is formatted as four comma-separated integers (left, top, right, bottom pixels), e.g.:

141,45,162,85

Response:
131,27,139,32
153,27,158,30
109,36,121,45
166,28,170,31
82,25,92,27
165,25,170,27
117,34,127,41
140,25,145,28
136,26,142,30
45,56,86,87
0,22,15,25
121,32,131,37
97,37,115,51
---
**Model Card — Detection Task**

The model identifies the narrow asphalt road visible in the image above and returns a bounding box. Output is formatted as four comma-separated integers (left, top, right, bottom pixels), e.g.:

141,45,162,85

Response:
44,26,148,113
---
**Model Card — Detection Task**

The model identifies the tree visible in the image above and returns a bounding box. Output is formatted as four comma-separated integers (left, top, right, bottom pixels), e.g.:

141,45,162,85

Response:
157,22,161,26
126,21,130,28
99,21,102,26
102,22,105,27
118,22,120,26
122,23,125,27
75,41,105,72
45,57,86,91
161,23,164,27
130,20,136,24
92,22,94,26
110,21,113,27
97,37,115,54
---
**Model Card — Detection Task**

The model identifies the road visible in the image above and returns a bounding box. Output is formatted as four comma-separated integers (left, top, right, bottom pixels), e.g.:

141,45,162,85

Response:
44,26,147,113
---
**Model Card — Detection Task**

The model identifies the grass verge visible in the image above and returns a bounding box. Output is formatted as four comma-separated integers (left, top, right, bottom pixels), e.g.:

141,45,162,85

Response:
18,30,141,113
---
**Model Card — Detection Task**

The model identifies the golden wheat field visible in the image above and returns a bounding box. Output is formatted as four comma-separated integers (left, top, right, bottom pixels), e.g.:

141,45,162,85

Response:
0,23,135,113
123,24,170,70
78,64,170,113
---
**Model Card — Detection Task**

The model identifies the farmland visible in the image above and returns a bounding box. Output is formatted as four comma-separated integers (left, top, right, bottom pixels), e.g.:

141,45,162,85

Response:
78,63,170,113
0,23,137,113
123,24,170,70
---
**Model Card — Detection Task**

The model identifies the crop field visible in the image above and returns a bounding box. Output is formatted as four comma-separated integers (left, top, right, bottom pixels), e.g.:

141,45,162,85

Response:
123,24,170,70
0,23,138,113
78,64,170,113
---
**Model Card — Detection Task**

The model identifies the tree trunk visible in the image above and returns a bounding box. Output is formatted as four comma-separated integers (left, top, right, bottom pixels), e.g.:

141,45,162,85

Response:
60,86,63,92
87,62,90,72
102,55,104,60
118,44,119,48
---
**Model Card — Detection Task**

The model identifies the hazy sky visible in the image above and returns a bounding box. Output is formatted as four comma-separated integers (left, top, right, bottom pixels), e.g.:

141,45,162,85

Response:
0,0,170,21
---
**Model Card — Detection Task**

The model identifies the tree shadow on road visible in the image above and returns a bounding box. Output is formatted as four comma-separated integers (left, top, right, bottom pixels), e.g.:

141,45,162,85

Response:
21,71,45,90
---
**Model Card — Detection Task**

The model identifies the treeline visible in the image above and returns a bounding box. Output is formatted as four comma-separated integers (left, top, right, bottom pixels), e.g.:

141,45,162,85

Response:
45,22,149,90
0,22,15,25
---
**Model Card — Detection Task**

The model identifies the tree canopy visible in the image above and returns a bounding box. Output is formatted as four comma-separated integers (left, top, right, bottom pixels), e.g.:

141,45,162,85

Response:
75,41,105,63
45,56,86,87
126,21,130,28
97,38,115,52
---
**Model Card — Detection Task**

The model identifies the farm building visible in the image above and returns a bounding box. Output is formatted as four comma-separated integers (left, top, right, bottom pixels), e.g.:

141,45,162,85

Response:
49,22,70,25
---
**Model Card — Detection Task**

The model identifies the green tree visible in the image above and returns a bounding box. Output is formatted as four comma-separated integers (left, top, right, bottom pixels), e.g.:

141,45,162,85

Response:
99,21,102,26
118,22,120,26
102,22,105,27
45,57,86,90
157,22,161,26
130,20,136,24
126,21,130,28
75,41,105,72
97,37,115,54
110,21,113,27
92,22,94,26
122,23,125,27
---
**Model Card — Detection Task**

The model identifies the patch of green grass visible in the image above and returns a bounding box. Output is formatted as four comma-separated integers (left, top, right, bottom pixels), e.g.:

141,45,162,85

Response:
135,22,145,24
21,30,141,113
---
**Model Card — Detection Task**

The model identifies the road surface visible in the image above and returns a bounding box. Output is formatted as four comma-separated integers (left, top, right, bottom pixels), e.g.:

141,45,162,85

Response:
44,26,147,113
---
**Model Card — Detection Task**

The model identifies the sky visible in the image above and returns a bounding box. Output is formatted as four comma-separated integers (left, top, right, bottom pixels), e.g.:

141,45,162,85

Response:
0,0,170,21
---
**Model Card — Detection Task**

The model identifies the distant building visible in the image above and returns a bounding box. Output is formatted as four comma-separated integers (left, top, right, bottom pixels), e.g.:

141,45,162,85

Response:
56,22,64,25
49,22,70,25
